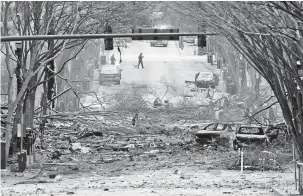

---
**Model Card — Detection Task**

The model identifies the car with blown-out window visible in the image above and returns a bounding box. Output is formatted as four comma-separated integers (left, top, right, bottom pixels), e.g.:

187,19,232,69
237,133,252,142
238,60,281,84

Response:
195,123,237,145
232,125,270,150
99,65,122,85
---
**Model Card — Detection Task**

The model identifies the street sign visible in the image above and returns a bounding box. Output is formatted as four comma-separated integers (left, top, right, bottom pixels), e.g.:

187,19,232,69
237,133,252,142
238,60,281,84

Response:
131,28,179,40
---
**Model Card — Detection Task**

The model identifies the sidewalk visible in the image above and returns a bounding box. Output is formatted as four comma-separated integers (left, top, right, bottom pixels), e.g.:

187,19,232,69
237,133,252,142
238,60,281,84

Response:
1,166,292,196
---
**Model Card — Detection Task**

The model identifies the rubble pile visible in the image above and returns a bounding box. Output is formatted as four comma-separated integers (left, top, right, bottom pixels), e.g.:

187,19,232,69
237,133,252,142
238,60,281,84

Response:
18,113,241,176
31,117,198,167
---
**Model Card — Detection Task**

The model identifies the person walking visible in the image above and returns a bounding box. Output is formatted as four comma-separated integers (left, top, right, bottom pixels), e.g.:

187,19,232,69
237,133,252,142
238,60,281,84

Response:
110,54,116,65
138,53,144,69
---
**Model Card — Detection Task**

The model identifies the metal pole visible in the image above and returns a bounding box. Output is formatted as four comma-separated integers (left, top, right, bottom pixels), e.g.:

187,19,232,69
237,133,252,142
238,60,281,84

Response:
20,113,24,151
1,33,218,42
240,148,244,173
294,142,297,190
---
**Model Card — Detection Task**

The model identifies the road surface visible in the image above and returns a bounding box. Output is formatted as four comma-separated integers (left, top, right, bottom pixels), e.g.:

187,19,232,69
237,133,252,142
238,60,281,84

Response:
88,41,219,106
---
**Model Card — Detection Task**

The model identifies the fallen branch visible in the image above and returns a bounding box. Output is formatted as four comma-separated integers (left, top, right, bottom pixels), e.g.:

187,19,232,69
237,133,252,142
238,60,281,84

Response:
14,180,52,185
34,110,131,119
42,163,78,166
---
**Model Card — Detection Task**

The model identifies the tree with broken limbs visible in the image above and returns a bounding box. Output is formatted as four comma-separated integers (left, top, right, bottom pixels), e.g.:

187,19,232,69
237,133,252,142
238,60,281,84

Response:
172,0,303,176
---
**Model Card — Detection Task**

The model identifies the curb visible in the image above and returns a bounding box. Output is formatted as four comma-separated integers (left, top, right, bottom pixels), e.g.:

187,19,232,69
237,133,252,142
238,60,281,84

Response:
272,187,302,196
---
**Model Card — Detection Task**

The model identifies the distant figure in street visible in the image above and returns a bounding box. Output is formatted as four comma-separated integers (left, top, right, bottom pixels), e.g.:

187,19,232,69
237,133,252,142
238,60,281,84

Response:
110,54,116,65
138,53,144,69
132,113,139,126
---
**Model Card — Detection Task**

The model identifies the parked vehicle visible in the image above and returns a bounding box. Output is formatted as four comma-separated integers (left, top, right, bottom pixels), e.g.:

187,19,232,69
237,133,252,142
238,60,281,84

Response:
114,40,127,48
195,123,237,145
150,40,168,47
184,36,195,43
186,38,195,43
99,65,121,85
195,72,219,88
233,125,270,150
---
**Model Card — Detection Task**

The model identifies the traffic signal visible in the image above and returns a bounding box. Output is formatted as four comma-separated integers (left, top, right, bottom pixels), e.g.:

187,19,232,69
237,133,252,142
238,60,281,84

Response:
104,38,113,50
104,23,113,50
198,35,207,47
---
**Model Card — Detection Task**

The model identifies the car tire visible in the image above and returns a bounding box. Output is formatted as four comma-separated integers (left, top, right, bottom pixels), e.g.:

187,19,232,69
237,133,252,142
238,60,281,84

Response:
164,44,167,47
116,81,120,85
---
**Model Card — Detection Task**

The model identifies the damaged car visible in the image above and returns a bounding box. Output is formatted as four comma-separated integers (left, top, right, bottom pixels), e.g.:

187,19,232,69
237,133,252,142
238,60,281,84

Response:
195,123,236,145
233,125,270,150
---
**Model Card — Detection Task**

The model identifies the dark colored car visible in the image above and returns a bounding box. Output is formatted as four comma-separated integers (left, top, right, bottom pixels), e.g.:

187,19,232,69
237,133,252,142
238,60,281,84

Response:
195,123,236,145
233,125,269,150
99,65,121,85
150,40,168,47
195,72,219,88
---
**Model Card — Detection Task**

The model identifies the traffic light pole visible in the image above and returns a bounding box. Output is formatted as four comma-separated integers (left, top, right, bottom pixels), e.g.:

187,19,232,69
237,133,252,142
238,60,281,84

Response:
1,33,218,42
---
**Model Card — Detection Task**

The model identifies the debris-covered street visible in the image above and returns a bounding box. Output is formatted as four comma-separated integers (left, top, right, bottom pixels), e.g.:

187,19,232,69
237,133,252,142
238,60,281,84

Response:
1,114,295,195
0,107,296,195
1,1,302,196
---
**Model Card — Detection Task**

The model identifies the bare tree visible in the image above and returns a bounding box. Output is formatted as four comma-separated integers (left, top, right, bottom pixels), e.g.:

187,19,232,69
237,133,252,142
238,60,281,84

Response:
1,1,155,160
171,2,303,165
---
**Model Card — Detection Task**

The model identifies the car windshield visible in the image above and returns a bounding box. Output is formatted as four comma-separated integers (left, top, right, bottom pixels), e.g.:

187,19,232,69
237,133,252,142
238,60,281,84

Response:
198,72,213,80
101,66,119,74
205,124,217,130
239,127,263,135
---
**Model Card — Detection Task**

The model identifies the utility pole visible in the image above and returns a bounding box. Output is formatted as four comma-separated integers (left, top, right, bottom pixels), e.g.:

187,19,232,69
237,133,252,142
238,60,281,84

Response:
14,41,22,153
12,12,23,154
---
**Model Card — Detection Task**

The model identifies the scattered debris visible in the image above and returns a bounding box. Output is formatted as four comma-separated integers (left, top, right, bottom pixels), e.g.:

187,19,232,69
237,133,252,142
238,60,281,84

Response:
71,143,82,150
55,175,63,181
81,147,91,154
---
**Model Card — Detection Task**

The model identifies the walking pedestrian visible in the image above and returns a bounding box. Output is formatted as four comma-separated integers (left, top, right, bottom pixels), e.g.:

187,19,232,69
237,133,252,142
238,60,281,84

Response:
110,54,116,65
138,53,144,69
